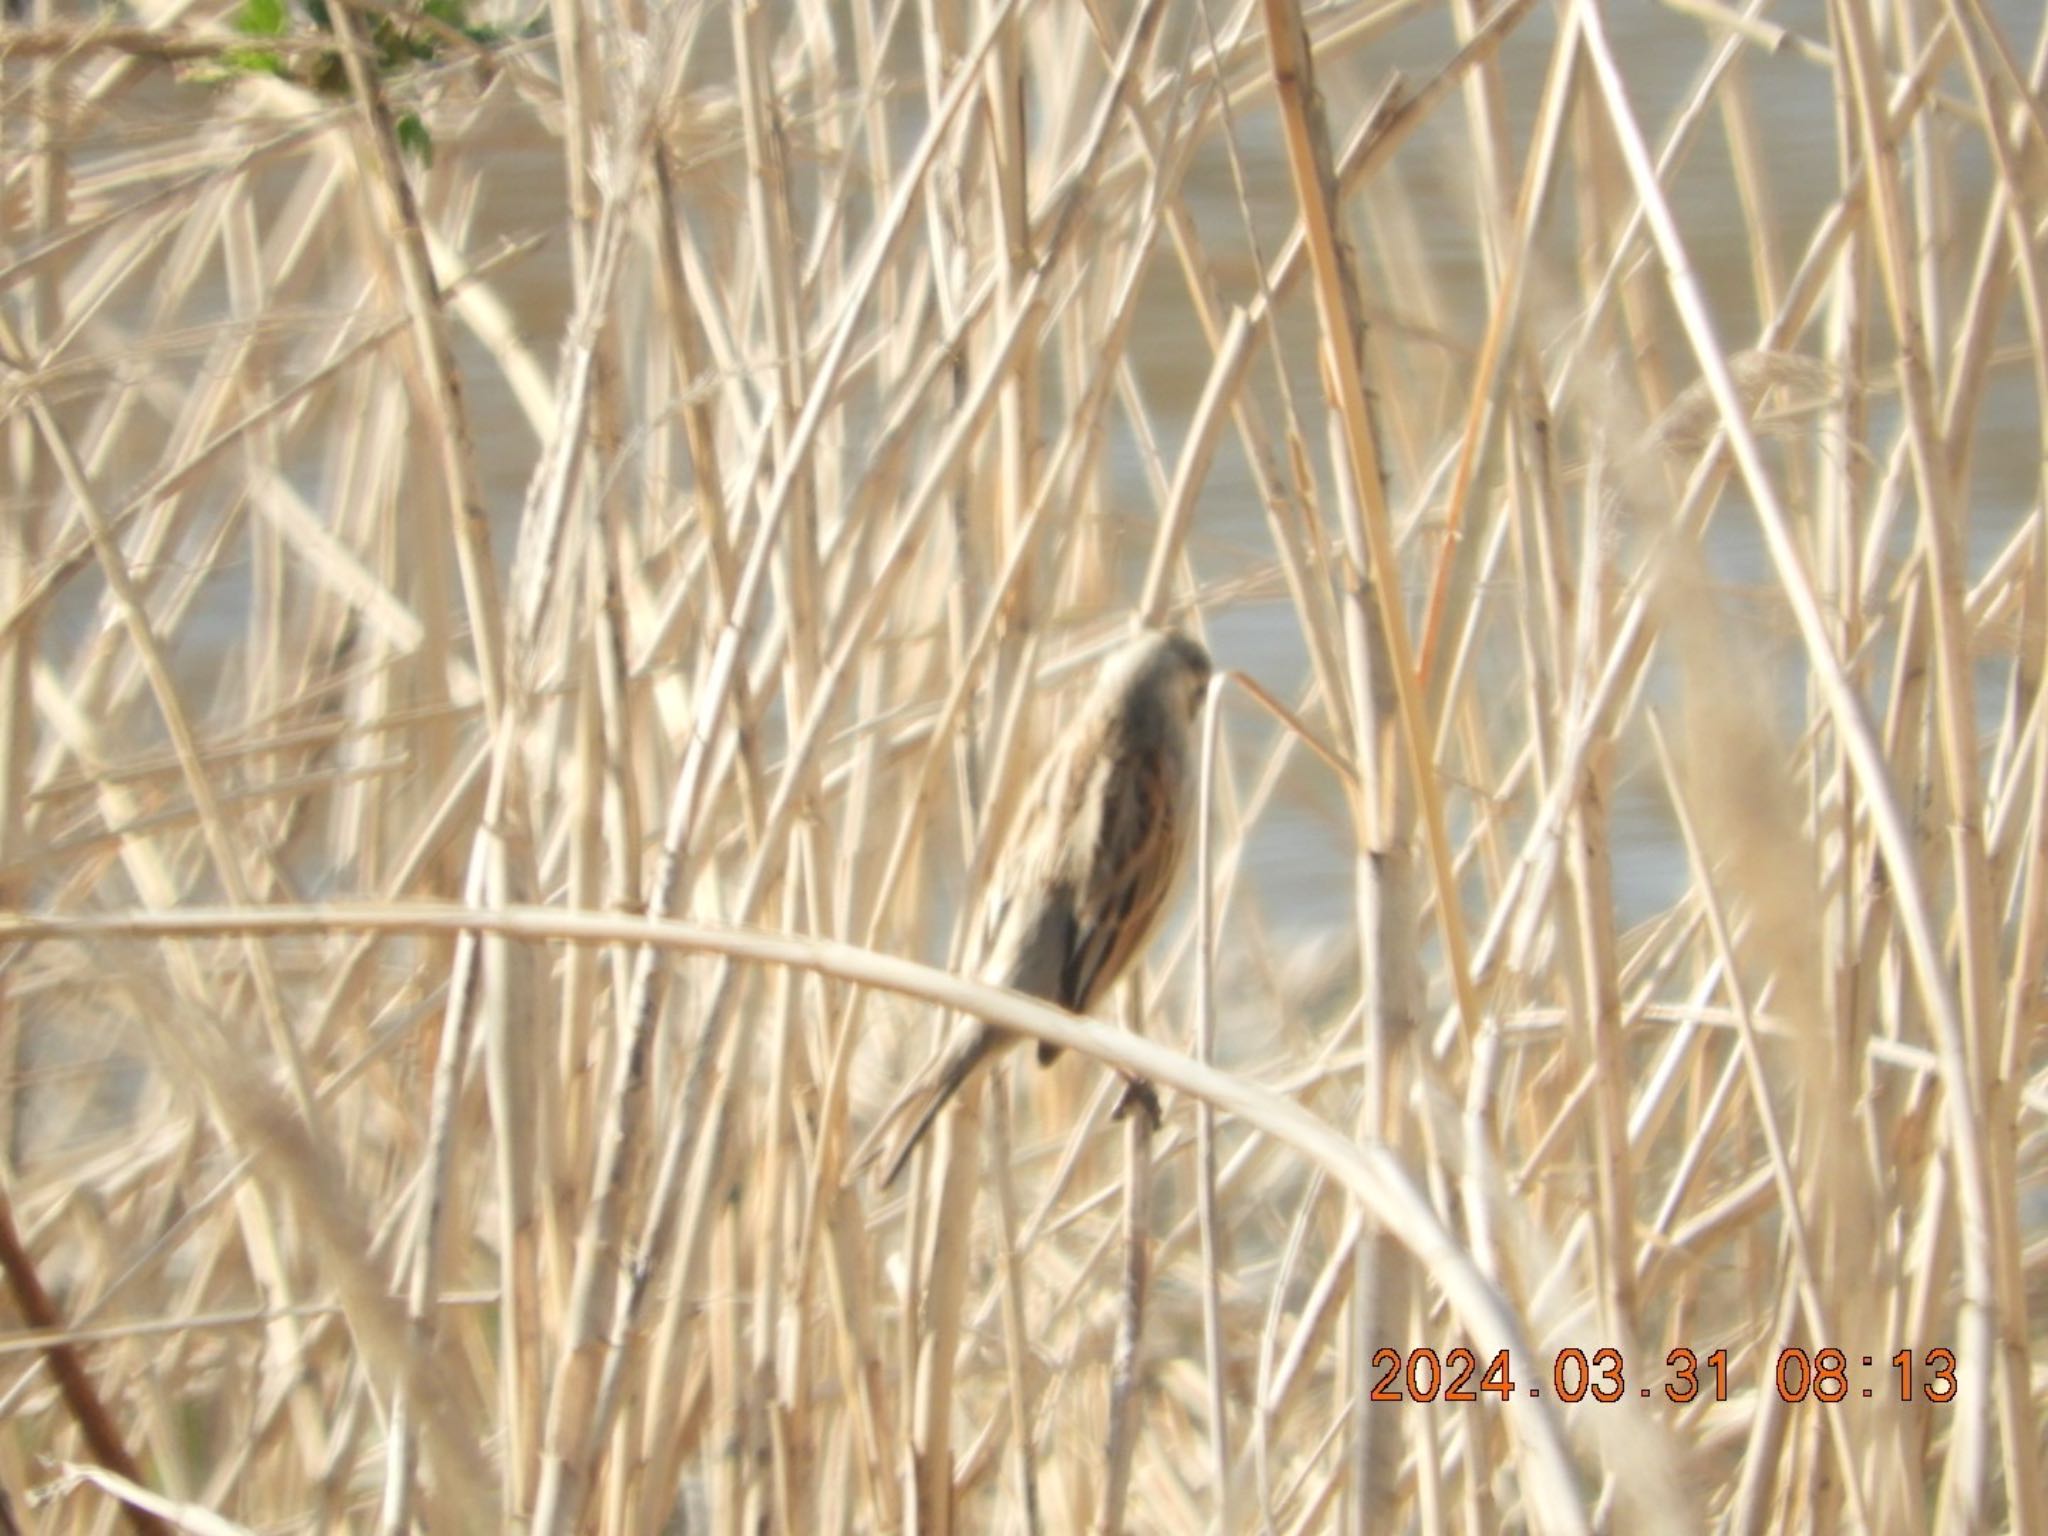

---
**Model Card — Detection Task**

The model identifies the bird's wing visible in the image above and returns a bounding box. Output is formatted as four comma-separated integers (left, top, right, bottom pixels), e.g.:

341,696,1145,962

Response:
975,736,1081,991
975,730,1180,1066
1057,744,1180,1017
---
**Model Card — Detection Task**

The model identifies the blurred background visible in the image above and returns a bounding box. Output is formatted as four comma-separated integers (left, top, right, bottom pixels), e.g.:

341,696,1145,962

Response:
2,0,2044,1530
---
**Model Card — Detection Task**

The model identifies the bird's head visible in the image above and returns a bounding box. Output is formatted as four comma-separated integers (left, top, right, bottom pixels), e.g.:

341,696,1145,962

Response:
1156,629,1214,724
1103,627,1213,732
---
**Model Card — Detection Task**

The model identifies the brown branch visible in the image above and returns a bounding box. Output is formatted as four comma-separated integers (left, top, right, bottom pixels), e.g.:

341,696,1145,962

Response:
0,1185,170,1536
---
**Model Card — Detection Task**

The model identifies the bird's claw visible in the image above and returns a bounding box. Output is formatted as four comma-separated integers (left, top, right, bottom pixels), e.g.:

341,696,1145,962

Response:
1109,1075,1162,1130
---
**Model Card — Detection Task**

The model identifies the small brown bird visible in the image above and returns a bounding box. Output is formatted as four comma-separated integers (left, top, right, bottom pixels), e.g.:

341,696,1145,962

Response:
862,628,1214,1188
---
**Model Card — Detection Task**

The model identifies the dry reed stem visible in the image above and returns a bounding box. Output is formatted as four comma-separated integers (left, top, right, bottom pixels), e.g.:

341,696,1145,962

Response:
4,2,2045,1530
1578,10,2007,1528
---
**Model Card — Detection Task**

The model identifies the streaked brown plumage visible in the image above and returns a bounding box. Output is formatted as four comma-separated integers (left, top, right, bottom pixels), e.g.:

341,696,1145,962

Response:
861,628,1213,1188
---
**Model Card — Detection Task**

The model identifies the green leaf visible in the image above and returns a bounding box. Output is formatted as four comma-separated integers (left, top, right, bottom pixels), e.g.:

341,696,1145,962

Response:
222,44,289,76
235,0,287,37
395,112,434,167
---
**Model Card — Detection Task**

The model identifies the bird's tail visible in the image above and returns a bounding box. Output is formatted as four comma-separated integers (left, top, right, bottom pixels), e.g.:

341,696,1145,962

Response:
852,1024,1000,1190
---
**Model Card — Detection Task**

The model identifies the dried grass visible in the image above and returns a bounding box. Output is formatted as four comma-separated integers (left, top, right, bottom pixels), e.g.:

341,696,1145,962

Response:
1,0,2044,1531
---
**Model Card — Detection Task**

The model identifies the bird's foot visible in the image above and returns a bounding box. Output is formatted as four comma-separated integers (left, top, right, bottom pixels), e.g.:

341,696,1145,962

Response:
1109,1074,1162,1130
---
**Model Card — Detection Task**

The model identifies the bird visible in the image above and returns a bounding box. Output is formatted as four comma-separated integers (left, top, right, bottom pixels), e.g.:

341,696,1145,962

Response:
858,627,1214,1189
